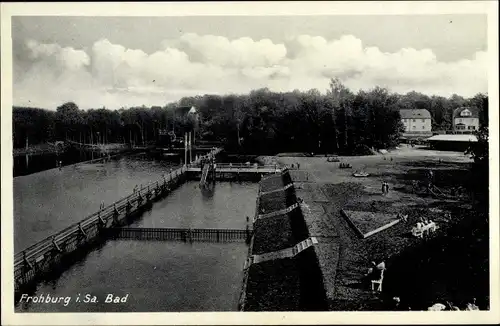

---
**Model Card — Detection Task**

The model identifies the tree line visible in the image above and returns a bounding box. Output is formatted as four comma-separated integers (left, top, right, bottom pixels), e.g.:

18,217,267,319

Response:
12,78,488,154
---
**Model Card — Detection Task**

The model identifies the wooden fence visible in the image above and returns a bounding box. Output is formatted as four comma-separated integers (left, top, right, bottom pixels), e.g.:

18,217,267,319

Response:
107,227,252,242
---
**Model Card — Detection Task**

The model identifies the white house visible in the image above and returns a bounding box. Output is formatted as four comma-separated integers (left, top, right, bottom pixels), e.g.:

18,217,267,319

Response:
399,109,432,136
453,107,479,133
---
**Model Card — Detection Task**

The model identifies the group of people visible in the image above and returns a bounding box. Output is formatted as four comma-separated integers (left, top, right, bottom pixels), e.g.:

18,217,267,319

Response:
290,162,301,169
412,217,437,238
339,162,352,169
381,182,390,195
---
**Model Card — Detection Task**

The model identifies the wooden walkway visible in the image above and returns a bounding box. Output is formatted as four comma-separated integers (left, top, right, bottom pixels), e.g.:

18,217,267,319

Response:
107,227,251,242
187,163,280,174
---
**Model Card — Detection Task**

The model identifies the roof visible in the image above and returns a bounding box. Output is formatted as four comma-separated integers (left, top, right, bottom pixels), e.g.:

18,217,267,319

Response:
174,106,197,116
399,109,431,119
453,107,479,119
427,134,478,142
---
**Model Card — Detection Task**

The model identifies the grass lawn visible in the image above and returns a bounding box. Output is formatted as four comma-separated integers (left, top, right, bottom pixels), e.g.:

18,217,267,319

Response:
342,210,399,238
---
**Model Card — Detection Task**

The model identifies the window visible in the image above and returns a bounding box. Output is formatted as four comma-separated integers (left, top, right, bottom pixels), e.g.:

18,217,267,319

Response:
412,119,416,122
461,109,472,117
421,119,425,122
458,118,462,123
422,126,425,129
468,126,476,130
412,125,416,129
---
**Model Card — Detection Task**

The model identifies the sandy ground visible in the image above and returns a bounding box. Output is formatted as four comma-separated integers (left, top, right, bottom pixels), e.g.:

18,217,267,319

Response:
259,145,471,182
256,145,480,310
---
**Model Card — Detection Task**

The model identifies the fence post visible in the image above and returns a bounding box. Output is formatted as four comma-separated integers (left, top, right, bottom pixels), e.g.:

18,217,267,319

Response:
137,193,143,207
98,212,106,230
52,236,62,253
78,222,87,239
23,251,33,271
112,204,120,225
126,200,132,216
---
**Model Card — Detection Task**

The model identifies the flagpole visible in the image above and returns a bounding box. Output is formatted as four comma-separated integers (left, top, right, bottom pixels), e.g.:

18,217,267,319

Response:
189,132,193,163
184,132,187,166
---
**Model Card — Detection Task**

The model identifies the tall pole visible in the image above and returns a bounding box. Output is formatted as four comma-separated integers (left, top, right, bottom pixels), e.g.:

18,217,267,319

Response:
189,132,193,163
184,132,188,166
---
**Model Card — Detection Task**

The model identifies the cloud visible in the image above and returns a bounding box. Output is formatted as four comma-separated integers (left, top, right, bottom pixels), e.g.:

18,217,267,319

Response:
14,34,488,110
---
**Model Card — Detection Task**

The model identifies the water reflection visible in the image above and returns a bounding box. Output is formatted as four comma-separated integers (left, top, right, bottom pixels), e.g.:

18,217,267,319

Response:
14,155,178,251
17,180,257,312
18,241,248,312
201,184,215,200
14,152,258,312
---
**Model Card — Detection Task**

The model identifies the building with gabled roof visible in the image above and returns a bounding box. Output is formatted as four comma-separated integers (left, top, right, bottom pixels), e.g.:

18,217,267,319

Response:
174,106,197,116
399,109,432,138
452,107,479,133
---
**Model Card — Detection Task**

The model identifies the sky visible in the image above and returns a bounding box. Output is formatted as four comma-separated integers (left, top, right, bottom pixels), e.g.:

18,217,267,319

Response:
11,15,488,110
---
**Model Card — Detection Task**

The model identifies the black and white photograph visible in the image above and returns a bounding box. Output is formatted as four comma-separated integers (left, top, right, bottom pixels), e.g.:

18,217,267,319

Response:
1,1,499,325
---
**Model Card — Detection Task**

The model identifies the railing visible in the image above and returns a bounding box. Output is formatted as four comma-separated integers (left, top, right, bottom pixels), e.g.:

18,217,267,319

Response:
108,227,251,242
14,166,187,273
14,147,222,291
188,162,280,171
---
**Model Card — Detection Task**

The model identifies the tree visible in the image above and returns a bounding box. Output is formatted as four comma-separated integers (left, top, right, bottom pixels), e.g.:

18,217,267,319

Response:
13,85,488,156
55,102,84,141
327,78,355,152
465,126,489,214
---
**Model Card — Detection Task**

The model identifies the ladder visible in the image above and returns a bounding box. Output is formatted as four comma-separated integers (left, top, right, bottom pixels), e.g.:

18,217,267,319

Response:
200,164,210,187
